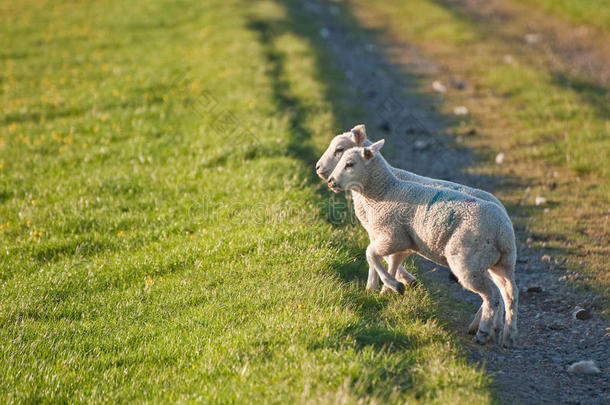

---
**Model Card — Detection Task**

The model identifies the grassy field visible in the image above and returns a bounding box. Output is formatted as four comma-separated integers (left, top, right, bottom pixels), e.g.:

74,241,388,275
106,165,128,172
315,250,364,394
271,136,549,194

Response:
0,0,492,402
520,0,610,31
346,0,610,303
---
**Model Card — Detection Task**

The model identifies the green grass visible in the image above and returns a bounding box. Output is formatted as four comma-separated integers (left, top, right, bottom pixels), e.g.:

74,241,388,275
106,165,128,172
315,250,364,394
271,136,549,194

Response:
346,0,610,299
0,0,491,402
519,0,610,32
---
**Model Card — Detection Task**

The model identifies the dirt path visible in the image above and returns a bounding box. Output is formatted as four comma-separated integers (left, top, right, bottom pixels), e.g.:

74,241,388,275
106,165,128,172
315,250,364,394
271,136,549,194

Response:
295,1,609,403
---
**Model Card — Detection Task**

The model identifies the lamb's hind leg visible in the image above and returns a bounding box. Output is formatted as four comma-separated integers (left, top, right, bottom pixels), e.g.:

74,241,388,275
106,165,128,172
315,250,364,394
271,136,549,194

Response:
468,286,503,342
489,262,518,348
468,306,482,335
448,256,497,344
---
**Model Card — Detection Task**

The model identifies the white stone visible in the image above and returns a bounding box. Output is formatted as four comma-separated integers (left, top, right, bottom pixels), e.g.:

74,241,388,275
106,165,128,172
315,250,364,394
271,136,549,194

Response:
454,106,469,116
535,196,547,206
567,360,601,375
432,80,447,94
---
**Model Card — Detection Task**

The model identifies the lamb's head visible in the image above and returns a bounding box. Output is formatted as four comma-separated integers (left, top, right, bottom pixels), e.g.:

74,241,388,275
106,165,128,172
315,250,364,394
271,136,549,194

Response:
315,124,367,180
327,139,385,193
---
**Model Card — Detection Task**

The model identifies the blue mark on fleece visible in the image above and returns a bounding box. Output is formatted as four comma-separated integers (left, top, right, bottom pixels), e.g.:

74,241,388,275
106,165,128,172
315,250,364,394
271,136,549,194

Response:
427,190,460,210
426,191,460,231
427,191,445,210
446,209,456,227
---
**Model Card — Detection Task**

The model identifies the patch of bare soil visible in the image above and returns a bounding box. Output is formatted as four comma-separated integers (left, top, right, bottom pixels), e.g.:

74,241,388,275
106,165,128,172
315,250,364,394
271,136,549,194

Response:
297,1,609,403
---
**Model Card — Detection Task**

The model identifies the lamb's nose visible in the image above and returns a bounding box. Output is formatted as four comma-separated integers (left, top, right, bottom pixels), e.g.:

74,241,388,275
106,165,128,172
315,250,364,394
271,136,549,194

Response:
328,177,335,186
316,162,321,172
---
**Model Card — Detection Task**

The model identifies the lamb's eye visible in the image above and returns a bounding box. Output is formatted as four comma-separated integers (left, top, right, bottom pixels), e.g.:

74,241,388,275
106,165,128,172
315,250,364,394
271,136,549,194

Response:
345,161,354,168
334,148,344,156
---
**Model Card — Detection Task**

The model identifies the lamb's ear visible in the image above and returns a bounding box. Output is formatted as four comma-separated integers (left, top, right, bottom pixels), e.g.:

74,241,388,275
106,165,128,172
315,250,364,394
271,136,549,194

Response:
350,124,367,145
370,139,385,153
362,140,384,160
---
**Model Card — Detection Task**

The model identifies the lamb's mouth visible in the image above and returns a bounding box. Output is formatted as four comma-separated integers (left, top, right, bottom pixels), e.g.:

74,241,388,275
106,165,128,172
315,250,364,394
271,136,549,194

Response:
316,170,329,180
328,183,343,193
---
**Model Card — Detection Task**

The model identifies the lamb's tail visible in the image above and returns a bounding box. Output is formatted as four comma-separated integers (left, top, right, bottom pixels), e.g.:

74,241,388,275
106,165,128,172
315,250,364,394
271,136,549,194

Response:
493,208,517,263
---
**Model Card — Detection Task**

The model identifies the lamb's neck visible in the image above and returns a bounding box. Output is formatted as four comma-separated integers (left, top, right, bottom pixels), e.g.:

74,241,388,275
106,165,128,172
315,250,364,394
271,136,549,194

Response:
360,157,401,201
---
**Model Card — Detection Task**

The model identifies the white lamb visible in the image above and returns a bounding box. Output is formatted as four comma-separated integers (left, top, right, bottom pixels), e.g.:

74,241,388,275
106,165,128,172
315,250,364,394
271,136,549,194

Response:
316,124,506,294
327,139,518,347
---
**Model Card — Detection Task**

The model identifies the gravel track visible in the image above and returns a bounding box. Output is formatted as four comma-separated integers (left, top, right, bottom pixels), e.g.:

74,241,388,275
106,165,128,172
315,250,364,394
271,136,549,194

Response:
297,1,609,403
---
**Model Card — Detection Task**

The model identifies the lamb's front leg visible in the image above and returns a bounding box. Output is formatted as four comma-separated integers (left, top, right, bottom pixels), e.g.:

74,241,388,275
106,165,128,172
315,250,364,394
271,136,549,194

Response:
366,265,380,291
380,253,414,294
366,245,405,295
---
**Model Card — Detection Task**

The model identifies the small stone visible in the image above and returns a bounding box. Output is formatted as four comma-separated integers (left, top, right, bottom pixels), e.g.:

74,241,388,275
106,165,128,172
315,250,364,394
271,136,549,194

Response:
541,254,552,263
526,286,543,293
495,152,505,164
567,360,601,375
526,237,534,244
414,140,429,151
320,28,330,39
432,80,447,94
454,106,469,116
572,306,592,320
503,54,515,64
525,33,541,45
535,196,547,206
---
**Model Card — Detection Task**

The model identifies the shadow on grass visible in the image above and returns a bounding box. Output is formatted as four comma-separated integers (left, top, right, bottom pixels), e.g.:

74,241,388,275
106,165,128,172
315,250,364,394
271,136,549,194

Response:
550,72,610,125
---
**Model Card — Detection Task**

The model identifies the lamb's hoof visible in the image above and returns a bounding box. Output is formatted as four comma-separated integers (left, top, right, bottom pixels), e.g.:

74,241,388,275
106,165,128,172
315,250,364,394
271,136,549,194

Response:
467,320,479,335
366,283,379,293
402,278,421,288
396,282,406,295
380,286,390,295
475,330,489,345
501,334,516,349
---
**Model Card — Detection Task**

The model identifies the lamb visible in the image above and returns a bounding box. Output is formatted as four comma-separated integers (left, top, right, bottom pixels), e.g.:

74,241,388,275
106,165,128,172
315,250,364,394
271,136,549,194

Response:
315,124,506,292
327,139,518,347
